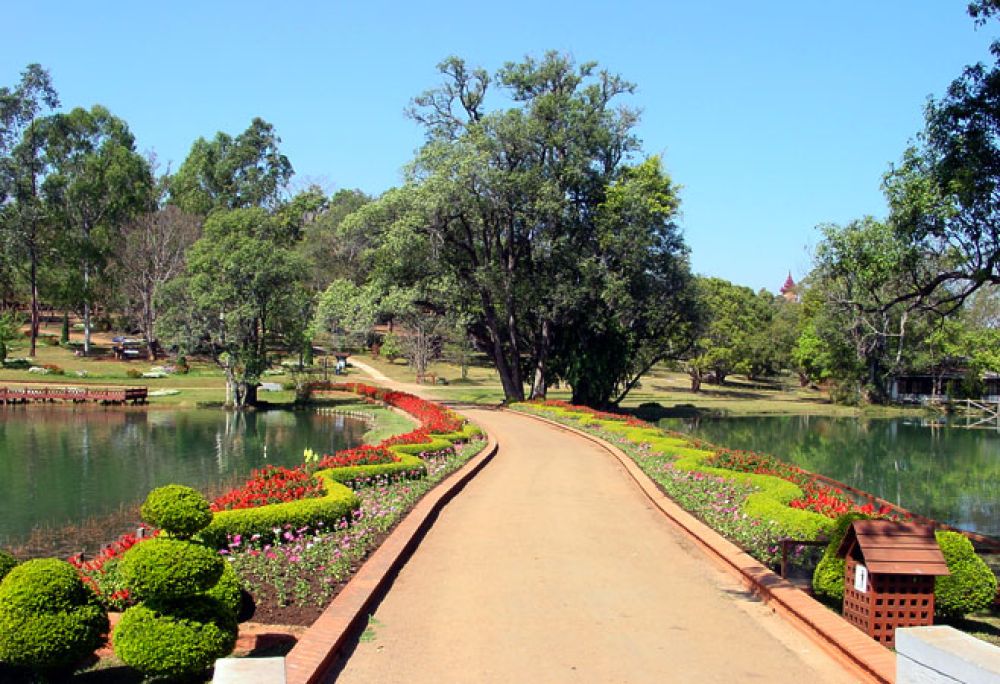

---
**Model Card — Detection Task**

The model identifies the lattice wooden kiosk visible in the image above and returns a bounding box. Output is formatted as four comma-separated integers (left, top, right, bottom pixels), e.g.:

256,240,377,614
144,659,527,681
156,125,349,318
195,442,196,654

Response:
836,520,949,648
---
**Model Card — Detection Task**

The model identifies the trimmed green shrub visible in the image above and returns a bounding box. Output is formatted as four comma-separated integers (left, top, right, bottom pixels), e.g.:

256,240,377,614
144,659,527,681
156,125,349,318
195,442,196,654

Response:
141,484,213,539
202,562,242,623
0,558,109,673
324,453,427,487
430,423,483,442
934,531,998,620
388,438,453,456
0,550,16,581
112,602,236,680
812,513,872,606
201,471,360,548
671,443,834,540
0,557,94,614
118,538,224,601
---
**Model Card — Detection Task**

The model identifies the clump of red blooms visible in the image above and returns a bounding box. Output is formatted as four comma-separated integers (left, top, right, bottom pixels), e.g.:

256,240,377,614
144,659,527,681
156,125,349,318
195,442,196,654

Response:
209,385,464,511
211,466,326,512
708,448,895,518
68,526,159,605
534,399,897,521
314,444,398,470
336,383,464,433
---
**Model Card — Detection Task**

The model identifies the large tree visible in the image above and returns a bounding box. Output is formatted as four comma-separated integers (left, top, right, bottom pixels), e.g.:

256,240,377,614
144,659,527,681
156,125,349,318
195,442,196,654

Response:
352,53,696,405
0,64,59,355
879,3,1000,310
112,205,201,359
169,118,293,215
41,105,153,355
157,208,308,407
799,218,946,403
683,277,771,391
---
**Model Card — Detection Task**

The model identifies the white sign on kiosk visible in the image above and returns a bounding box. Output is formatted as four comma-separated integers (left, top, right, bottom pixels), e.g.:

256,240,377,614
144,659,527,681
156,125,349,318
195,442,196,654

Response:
854,563,869,593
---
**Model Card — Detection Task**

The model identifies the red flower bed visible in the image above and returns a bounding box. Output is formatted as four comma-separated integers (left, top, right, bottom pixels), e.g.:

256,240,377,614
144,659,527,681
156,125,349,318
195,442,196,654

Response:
211,466,325,512
332,383,464,434
710,448,892,518
207,385,466,513
68,526,157,605
314,444,398,470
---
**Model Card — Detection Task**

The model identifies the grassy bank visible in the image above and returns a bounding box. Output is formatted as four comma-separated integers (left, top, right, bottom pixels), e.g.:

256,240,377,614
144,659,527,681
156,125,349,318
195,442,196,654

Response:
3,334,923,418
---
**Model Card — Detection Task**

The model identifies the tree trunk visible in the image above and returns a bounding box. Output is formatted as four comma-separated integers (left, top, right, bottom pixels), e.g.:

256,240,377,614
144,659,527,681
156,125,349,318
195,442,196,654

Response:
689,368,702,392
29,257,39,357
529,319,551,400
82,244,91,356
480,294,523,402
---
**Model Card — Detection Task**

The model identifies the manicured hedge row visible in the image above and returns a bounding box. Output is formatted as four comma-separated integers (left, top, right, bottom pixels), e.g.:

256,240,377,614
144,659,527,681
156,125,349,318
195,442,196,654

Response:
201,471,360,547
324,452,427,485
201,386,477,547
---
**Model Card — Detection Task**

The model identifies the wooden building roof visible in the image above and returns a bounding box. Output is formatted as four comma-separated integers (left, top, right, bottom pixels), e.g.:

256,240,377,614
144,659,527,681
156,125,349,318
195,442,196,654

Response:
836,520,950,576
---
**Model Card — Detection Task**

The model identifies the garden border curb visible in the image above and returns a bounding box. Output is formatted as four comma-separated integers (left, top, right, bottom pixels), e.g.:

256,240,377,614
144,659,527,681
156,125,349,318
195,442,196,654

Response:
515,409,896,684
282,429,499,684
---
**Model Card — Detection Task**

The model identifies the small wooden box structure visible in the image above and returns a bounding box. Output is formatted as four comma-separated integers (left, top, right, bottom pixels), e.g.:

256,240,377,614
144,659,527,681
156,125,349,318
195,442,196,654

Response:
837,520,949,648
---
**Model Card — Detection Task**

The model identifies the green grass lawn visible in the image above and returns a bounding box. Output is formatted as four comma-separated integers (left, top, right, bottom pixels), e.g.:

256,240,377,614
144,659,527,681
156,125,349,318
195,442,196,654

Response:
3,333,920,417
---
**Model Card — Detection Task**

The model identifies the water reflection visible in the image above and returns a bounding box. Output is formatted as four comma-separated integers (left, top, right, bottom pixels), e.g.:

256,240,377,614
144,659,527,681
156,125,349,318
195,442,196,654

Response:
0,406,368,548
660,415,1000,537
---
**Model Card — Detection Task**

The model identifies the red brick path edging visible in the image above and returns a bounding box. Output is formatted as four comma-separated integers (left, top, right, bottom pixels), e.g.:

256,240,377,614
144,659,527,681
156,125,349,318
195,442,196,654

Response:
283,432,499,684
518,410,896,684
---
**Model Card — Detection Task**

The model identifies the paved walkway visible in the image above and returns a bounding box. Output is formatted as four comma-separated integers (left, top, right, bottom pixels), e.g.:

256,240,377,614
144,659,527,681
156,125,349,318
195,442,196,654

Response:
330,385,859,682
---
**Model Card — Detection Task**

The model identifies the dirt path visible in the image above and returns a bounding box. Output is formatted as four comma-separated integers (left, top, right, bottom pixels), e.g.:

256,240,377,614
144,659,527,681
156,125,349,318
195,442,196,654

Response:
331,407,858,683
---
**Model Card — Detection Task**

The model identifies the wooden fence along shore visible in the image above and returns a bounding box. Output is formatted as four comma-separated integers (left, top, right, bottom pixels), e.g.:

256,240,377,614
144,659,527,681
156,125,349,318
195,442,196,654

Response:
0,385,147,405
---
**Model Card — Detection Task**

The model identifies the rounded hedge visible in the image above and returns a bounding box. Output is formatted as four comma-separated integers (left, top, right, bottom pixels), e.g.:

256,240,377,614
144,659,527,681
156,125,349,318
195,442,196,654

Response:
202,561,242,622
0,557,93,613
0,550,17,582
118,538,224,601
0,559,108,673
934,531,998,620
141,484,213,538
812,512,871,606
112,603,236,679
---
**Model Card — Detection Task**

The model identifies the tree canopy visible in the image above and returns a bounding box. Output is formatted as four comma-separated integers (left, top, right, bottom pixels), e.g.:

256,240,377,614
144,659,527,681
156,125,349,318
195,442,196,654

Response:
343,53,697,405
169,118,293,215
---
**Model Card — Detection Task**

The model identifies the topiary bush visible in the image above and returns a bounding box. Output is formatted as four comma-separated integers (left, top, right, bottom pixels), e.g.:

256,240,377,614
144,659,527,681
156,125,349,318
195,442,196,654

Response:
112,602,236,680
0,550,17,582
114,486,239,679
934,530,998,620
117,538,223,602
202,562,242,623
141,484,213,539
0,558,108,674
811,512,871,607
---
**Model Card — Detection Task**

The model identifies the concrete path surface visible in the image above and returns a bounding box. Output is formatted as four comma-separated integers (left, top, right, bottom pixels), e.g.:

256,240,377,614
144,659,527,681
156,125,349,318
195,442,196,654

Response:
330,407,859,683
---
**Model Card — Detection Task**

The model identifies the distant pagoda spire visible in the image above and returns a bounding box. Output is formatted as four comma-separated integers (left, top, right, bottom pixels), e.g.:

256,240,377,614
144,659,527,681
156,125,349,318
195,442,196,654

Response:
780,272,795,294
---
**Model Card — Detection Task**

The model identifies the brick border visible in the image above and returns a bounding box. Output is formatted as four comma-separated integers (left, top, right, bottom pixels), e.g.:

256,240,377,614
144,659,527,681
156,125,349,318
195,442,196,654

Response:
517,410,896,684
283,431,499,684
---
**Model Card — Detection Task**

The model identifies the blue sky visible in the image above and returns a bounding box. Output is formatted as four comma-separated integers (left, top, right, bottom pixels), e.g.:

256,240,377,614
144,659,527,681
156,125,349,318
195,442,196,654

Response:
3,2,994,292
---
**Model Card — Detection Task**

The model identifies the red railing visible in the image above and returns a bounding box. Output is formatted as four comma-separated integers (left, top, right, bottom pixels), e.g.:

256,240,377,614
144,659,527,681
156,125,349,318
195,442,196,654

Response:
0,385,147,404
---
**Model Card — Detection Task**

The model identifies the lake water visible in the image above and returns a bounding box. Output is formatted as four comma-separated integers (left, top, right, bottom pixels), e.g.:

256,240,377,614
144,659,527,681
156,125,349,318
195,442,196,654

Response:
0,406,368,550
659,416,1000,538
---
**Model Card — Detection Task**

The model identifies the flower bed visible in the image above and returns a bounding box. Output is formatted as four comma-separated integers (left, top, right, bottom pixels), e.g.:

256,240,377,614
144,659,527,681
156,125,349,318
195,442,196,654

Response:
224,442,481,625
512,401,889,567
69,385,483,620
211,466,325,511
